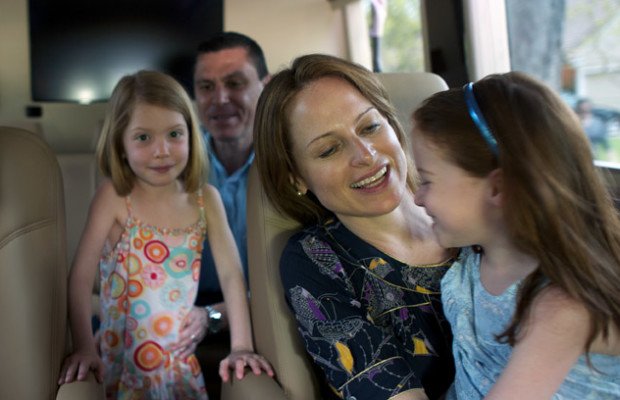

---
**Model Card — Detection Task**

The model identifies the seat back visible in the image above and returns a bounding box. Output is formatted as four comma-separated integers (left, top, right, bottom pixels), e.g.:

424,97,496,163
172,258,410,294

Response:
0,126,68,399
376,71,449,135
246,164,312,399
245,72,449,399
56,121,102,265
56,153,100,265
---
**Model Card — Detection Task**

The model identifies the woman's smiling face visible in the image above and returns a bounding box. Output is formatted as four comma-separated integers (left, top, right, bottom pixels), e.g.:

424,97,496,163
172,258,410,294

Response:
288,76,409,220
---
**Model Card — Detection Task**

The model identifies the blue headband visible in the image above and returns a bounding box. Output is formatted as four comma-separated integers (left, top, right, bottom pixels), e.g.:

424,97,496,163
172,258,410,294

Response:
463,82,498,156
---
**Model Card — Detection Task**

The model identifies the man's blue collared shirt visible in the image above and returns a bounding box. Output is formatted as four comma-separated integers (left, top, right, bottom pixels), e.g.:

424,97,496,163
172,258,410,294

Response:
200,133,252,293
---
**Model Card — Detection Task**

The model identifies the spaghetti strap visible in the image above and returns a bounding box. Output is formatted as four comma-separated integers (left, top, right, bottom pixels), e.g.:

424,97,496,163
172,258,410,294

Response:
196,189,206,222
125,196,133,217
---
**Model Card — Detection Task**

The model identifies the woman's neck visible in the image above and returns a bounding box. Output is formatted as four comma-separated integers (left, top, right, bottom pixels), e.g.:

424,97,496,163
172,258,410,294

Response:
338,193,449,266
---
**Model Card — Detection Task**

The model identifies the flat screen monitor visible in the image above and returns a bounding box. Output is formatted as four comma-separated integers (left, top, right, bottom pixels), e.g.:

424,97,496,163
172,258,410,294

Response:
28,0,222,103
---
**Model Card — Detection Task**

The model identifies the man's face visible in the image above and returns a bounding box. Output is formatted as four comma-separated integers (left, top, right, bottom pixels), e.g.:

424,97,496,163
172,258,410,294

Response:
193,47,267,145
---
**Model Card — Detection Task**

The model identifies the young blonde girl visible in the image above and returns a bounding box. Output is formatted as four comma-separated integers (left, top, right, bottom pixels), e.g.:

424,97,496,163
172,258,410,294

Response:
58,70,272,399
411,71,620,399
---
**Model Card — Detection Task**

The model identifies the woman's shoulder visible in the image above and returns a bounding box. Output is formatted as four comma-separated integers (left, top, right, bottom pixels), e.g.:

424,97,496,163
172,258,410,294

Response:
286,220,339,244
284,223,332,258
281,222,347,281
284,220,358,256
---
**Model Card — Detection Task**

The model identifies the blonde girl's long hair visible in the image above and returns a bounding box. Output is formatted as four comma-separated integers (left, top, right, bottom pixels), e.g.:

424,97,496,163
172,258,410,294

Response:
413,71,620,354
96,70,205,196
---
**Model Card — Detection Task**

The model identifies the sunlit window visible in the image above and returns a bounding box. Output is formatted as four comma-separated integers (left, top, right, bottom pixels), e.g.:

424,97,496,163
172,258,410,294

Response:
562,0,620,162
505,0,620,163
365,0,425,72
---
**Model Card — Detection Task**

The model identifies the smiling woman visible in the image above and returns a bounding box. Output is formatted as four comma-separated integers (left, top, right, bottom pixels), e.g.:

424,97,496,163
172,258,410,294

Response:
253,54,456,400
287,76,408,220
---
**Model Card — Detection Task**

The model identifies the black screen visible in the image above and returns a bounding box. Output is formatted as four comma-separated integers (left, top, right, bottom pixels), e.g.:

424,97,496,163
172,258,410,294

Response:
28,0,222,103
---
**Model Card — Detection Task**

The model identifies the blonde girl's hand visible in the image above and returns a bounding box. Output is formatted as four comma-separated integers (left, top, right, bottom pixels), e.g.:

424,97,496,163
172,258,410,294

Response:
57,349,104,385
219,349,275,382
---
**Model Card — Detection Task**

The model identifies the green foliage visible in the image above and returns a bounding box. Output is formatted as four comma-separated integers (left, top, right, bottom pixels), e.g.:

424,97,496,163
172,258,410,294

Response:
380,0,424,72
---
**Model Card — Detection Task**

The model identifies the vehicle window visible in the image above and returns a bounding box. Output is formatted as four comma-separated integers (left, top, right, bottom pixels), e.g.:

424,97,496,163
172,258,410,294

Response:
366,0,424,73
506,0,620,163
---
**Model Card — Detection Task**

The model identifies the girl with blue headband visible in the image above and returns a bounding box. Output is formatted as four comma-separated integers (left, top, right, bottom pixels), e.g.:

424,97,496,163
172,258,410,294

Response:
411,71,620,399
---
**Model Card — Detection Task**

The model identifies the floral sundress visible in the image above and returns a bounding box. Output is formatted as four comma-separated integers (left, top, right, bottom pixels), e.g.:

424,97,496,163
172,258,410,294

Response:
98,194,208,399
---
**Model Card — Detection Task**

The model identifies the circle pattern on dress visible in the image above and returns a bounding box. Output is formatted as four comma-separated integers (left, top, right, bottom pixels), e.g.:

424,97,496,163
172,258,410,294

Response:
104,330,120,348
128,279,143,298
109,272,126,299
134,340,164,371
139,227,154,240
133,237,144,250
159,280,188,309
131,299,151,320
188,354,201,376
164,247,194,278
144,240,170,263
151,313,175,337
126,254,142,276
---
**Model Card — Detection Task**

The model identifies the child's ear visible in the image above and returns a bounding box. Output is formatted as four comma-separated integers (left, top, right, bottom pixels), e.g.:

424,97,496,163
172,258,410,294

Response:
288,173,308,196
488,168,503,206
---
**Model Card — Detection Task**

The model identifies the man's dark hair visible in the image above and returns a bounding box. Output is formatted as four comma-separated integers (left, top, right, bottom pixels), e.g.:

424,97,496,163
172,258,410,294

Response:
197,31,268,79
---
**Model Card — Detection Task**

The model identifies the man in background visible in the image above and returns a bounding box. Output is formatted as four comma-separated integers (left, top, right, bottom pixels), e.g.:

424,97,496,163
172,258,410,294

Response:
181,31,270,397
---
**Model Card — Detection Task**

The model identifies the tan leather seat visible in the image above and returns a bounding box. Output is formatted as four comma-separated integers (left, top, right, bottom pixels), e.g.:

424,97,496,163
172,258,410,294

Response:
56,121,102,265
0,126,103,399
376,72,449,136
221,72,449,400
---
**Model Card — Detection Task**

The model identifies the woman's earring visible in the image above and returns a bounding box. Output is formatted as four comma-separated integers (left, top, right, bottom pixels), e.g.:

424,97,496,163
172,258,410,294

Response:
296,191,304,197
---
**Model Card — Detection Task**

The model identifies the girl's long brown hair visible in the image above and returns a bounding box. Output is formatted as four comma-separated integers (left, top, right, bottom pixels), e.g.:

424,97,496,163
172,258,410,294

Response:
413,71,620,354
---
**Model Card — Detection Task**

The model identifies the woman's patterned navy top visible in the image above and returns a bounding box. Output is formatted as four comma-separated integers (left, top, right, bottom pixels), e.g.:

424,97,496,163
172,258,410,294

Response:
280,220,455,400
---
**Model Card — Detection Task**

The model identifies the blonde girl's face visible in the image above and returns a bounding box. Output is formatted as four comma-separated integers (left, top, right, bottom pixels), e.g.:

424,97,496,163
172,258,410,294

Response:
288,76,409,220
411,129,492,248
122,102,190,189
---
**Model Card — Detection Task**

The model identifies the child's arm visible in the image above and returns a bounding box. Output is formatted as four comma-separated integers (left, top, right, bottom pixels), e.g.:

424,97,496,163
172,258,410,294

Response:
202,185,274,382
58,180,123,385
485,287,589,400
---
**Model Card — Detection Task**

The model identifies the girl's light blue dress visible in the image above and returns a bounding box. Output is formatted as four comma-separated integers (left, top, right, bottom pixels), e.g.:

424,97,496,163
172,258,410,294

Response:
442,247,620,399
